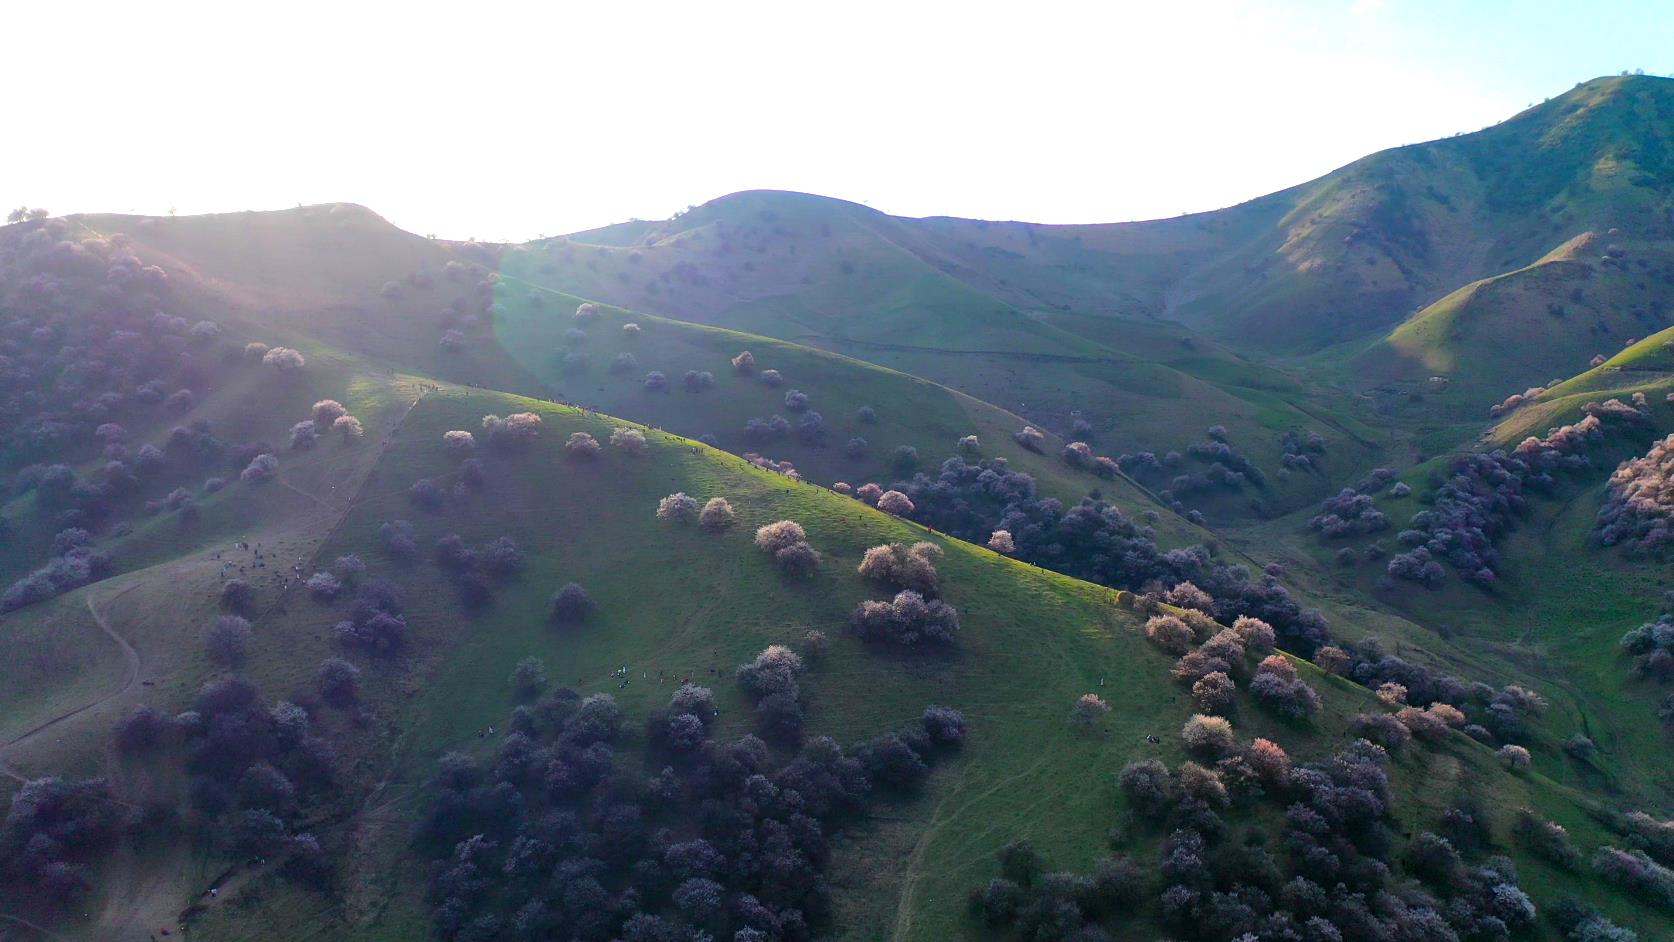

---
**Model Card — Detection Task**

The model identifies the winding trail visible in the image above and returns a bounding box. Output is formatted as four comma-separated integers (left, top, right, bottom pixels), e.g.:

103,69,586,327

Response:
0,586,142,783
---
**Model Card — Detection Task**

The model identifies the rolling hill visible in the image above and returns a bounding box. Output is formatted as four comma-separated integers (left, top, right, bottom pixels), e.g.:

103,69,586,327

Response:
4,73,1674,942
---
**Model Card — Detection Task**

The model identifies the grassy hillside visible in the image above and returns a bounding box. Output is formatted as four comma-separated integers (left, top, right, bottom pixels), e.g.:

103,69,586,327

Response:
6,385,1657,939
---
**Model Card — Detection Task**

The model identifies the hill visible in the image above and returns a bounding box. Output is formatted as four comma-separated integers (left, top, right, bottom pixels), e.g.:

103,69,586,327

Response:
3,384,1661,940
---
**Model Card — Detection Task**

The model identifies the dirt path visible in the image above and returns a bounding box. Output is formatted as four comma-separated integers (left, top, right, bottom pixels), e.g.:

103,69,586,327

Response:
0,586,142,783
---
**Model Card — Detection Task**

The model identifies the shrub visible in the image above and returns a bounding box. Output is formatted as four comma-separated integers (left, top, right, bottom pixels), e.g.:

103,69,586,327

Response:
1072,693,1111,728
857,542,942,595
843,436,868,459
755,520,807,554
1514,810,1582,870
731,350,757,375
609,352,638,374
1246,738,1291,783
958,435,980,454
220,578,255,613
1145,614,1194,656
1312,645,1350,675
876,490,915,515
312,400,346,425
240,453,279,482
316,657,361,707
481,412,542,448
622,323,640,338
921,705,967,747
850,590,960,646
856,405,878,424
891,446,920,474
1593,846,1674,911
306,572,342,601
657,492,700,523
564,432,601,459
1351,713,1412,751
774,541,822,577
332,415,364,441
641,371,668,393
550,583,595,623
609,427,647,455
443,430,475,455
206,615,253,669
1499,744,1532,771
1119,759,1176,815
1014,426,1046,452
759,369,784,387
1249,655,1321,720
262,347,305,371
510,657,547,700
1192,671,1236,714
683,370,715,392
574,302,599,322
1231,616,1276,655
1181,714,1235,756
988,529,1015,553
699,497,735,531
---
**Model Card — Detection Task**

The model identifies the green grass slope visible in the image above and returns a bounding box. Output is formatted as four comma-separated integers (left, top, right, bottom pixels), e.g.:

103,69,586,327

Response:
5,385,1661,939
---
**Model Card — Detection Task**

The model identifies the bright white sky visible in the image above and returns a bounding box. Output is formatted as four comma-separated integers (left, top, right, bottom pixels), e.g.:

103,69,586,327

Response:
4,0,1670,241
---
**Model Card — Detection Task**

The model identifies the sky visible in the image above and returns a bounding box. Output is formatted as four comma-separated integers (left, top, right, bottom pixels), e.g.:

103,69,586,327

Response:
4,0,1671,242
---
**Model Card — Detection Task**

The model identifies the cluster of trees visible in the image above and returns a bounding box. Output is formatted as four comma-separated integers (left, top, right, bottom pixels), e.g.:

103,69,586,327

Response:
481,412,543,450
735,645,811,745
332,576,413,650
1597,433,1674,554
849,540,957,646
0,776,123,910
1619,613,1674,681
891,455,1332,656
656,492,736,530
1279,429,1328,475
420,666,962,941
1108,738,1538,942
1149,602,1319,721
111,675,340,889
1308,488,1390,539
1488,384,1553,419
287,399,364,451
966,840,1146,938
1387,401,1648,588
755,520,821,577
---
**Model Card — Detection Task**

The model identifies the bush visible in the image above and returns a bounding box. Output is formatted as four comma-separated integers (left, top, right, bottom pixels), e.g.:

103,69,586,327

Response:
550,583,595,623
774,541,822,577
220,578,255,613
1071,693,1111,728
1249,655,1321,720
699,497,735,531
206,615,254,669
1145,615,1194,655
1192,671,1236,714
857,542,941,595
610,427,647,455
443,430,476,455
317,657,361,707
988,530,1015,553
921,706,967,747
657,492,700,523
564,432,601,459
1014,426,1046,452
850,590,960,646
1514,810,1582,870
754,520,807,554
306,571,342,601
731,350,757,375
262,347,305,371
1181,714,1235,756
876,490,915,515
1119,759,1176,815
1499,744,1532,771
510,657,547,700
480,412,542,449
683,370,715,392
643,371,668,392
759,369,784,387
